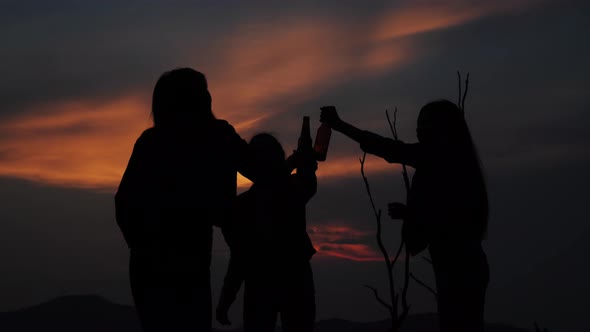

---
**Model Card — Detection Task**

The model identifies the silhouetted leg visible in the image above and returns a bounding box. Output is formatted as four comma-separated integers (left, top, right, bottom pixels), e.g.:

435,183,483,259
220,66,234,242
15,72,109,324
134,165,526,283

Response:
130,250,212,332
162,251,212,332
243,277,278,332
458,246,489,332
279,261,316,332
130,249,167,332
430,243,489,332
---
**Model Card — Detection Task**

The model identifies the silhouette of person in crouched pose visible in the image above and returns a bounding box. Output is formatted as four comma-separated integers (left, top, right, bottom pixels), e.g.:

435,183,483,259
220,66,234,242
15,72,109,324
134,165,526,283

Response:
320,100,490,332
216,133,317,332
115,68,252,332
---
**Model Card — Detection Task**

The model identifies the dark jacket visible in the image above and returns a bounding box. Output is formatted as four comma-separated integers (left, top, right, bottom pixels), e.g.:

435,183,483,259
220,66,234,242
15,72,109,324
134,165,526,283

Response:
114,120,250,253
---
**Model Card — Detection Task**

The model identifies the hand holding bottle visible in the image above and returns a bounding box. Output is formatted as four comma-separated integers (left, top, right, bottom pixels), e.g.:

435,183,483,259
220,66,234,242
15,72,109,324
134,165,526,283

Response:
319,106,342,127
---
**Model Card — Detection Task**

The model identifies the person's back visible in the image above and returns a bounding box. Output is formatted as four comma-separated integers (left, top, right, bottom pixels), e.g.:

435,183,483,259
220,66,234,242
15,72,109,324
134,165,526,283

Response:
115,68,250,332
125,120,246,251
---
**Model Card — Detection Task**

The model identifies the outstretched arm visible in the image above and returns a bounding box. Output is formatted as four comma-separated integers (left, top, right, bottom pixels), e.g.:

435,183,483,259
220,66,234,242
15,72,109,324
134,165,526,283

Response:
320,106,368,144
320,106,421,168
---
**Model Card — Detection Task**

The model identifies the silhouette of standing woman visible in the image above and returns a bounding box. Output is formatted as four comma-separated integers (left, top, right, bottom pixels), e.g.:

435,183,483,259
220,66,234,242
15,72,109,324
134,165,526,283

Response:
115,68,252,332
320,100,490,332
216,133,317,332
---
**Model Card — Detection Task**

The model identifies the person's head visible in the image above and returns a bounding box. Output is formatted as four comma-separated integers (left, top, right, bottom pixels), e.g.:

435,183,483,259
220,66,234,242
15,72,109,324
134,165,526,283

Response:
416,99,466,145
248,133,287,182
417,99,489,238
151,67,214,128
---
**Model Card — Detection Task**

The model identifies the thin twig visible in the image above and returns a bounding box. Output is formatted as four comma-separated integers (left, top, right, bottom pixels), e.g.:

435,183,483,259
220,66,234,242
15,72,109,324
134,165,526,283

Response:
360,153,382,223
457,71,462,107
422,256,433,265
390,240,404,273
364,284,393,314
386,109,397,139
410,273,438,299
385,108,411,196
461,72,470,112
399,249,411,323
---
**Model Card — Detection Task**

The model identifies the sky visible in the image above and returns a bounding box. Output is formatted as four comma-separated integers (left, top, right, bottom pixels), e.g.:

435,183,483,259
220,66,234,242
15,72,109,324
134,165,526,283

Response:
0,0,589,331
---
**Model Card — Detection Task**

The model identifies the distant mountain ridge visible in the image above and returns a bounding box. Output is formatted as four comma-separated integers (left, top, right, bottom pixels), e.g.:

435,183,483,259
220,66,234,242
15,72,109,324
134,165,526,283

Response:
0,295,530,332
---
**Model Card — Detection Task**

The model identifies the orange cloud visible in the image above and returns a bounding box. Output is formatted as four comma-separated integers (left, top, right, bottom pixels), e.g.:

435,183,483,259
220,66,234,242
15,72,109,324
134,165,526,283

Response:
373,0,544,42
208,16,416,125
0,96,266,191
308,224,382,262
3,3,494,190
0,97,148,190
0,93,398,191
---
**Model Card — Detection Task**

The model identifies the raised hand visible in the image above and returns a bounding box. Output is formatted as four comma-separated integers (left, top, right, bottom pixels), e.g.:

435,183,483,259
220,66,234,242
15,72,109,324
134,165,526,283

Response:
320,106,341,127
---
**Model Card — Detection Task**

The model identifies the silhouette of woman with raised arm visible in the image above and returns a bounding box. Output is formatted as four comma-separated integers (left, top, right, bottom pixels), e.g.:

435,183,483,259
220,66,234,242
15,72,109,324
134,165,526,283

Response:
114,68,252,332
216,133,318,332
320,100,489,332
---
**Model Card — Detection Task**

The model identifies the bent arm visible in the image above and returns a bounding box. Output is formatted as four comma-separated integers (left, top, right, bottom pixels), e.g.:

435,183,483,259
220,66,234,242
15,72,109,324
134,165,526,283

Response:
294,158,318,203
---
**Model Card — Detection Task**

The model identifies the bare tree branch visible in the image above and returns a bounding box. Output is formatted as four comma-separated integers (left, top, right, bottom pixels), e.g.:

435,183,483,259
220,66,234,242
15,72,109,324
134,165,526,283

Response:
364,284,393,314
385,108,411,194
385,107,412,331
410,273,438,299
457,71,462,107
397,249,411,328
360,153,398,330
462,72,470,112
390,240,404,273
359,154,382,223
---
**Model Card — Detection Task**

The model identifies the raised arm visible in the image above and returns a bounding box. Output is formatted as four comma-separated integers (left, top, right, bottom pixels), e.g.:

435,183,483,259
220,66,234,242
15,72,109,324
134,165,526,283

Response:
290,151,318,203
320,106,421,168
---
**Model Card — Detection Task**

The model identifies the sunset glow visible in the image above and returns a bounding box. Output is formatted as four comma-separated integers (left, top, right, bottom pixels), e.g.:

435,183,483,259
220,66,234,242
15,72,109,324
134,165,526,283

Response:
0,0,535,190
0,0,547,267
309,224,382,262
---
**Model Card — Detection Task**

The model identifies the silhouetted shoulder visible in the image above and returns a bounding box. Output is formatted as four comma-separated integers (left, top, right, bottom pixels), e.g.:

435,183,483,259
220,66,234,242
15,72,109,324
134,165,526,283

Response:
211,119,253,179
210,119,242,139
133,127,158,149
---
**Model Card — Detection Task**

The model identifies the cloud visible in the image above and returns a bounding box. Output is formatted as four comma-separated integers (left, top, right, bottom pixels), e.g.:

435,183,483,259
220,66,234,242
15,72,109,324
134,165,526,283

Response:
309,224,382,262
372,0,546,43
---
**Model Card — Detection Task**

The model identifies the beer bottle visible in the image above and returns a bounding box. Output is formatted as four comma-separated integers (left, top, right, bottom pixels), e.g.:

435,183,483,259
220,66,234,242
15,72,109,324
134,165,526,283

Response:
313,122,332,161
298,116,313,153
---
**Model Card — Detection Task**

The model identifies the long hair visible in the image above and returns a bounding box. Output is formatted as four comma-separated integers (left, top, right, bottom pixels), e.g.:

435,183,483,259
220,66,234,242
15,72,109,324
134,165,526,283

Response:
419,99,489,239
151,67,214,128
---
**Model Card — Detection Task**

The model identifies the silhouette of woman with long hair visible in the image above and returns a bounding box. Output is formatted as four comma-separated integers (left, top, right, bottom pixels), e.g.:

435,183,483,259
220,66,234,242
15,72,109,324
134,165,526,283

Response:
320,100,489,332
216,133,317,332
115,67,252,332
